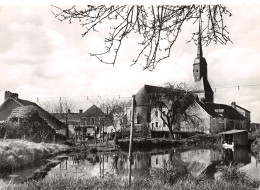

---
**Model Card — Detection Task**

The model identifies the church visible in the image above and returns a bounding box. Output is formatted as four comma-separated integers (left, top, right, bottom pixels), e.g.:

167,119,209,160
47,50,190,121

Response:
126,26,250,137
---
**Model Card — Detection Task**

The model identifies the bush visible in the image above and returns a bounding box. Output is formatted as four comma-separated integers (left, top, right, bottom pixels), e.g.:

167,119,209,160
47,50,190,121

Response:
218,164,260,188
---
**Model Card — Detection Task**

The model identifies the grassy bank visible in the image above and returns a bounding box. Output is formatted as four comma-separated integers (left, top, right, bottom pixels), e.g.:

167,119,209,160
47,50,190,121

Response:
2,165,259,190
0,139,68,174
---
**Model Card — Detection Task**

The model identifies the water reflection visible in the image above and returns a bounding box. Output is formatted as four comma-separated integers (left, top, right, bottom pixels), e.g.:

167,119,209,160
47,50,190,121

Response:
49,148,258,180
1,147,259,183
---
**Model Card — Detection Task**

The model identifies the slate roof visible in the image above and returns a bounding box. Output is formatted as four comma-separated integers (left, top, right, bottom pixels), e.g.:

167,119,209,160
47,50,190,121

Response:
235,104,250,113
135,84,167,107
197,101,220,117
84,105,105,117
0,96,66,130
52,113,84,121
200,102,245,120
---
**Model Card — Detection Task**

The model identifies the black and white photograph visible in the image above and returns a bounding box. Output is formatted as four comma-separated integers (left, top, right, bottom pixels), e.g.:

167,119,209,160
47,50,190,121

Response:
0,1,259,189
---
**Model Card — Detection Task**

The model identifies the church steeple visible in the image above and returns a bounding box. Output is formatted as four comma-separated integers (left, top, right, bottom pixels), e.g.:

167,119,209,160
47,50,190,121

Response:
193,24,207,82
192,23,214,103
197,23,203,58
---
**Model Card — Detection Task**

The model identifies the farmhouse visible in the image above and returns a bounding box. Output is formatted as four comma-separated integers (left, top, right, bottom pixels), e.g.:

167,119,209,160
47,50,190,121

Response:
0,91,66,141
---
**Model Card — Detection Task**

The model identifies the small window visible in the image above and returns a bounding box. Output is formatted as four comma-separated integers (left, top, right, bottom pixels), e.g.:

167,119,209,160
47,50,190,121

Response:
100,117,105,125
213,118,216,126
137,114,141,124
196,70,198,72
155,110,158,117
90,117,95,125
156,122,158,127
152,123,154,129
163,122,166,127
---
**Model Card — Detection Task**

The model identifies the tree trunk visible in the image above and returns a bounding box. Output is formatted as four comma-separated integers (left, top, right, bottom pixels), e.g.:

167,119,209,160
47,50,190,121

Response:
114,128,117,149
168,126,174,139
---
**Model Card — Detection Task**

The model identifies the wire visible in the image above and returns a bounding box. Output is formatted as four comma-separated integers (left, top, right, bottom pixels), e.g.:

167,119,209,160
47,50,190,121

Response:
23,83,260,101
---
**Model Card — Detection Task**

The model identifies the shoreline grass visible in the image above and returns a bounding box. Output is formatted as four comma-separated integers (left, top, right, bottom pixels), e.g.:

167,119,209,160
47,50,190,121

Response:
2,164,259,190
0,139,68,174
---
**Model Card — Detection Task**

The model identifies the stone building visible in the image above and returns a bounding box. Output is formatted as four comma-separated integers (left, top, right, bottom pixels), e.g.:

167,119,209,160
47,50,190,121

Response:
125,26,250,137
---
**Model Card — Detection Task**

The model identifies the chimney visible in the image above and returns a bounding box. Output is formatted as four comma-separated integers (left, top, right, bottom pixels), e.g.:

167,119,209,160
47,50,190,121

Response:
231,102,236,109
12,93,18,100
5,91,18,100
5,91,11,100
79,110,83,114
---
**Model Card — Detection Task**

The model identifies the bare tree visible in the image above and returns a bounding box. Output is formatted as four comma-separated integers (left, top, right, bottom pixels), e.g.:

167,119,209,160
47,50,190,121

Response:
96,98,127,147
149,82,200,139
39,98,75,114
52,5,232,70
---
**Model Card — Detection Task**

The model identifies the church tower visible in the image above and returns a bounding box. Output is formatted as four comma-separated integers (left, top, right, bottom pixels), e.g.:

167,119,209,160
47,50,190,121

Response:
193,25,214,103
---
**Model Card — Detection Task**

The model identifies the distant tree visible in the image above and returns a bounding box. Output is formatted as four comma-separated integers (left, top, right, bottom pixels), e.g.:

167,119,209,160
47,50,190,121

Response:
52,5,232,70
96,98,127,147
39,98,75,114
149,82,200,139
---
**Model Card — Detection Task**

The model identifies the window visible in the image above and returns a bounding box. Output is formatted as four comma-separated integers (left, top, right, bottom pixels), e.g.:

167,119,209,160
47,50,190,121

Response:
155,110,158,117
196,70,198,72
213,118,216,126
100,117,105,125
90,117,95,125
137,114,141,124
156,122,158,127
163,122,166,127
152,123,154,129
81,117,86,125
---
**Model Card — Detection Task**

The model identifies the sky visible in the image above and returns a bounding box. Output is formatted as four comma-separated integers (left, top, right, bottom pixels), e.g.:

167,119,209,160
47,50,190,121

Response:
0,2,260,122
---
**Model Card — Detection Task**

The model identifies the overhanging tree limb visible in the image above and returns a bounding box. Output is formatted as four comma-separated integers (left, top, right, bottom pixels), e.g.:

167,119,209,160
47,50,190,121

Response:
52,5,232,70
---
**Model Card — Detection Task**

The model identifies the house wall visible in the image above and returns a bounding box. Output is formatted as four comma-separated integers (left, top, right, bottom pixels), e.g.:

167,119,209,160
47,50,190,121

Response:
235,107,250,130
150,108,168,132
210,117,224,133
180,102,211,133
233,132,248,146
224,118,244,131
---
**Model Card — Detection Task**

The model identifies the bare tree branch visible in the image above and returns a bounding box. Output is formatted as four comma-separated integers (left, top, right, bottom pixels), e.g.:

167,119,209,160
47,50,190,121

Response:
52,5,232,70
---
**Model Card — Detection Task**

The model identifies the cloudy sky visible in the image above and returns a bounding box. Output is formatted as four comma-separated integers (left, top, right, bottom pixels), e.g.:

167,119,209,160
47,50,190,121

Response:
0,2,260,122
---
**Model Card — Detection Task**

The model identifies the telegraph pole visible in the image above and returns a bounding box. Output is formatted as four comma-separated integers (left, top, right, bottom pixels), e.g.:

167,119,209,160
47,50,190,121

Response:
128,95,135,187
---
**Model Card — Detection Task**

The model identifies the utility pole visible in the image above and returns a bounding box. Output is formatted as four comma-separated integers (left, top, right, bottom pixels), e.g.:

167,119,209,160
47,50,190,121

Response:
128,95,135,187
65,109,69,139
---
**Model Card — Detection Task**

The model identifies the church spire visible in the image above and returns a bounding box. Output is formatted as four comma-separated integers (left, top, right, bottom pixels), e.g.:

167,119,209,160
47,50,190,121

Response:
197,23,203,58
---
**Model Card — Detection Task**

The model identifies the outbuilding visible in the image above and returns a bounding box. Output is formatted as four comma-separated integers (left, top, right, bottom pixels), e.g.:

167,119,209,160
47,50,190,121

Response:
220,129,248,147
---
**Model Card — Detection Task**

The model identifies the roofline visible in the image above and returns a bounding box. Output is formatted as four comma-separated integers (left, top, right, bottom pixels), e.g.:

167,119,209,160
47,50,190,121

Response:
220,129,248,135
235,104,251,113
10,97,24,106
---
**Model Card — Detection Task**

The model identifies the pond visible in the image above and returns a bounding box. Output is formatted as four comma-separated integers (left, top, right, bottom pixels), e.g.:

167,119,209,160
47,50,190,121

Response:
1,147,259,184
